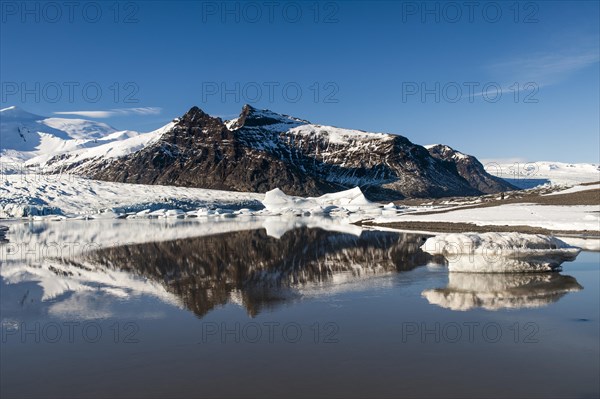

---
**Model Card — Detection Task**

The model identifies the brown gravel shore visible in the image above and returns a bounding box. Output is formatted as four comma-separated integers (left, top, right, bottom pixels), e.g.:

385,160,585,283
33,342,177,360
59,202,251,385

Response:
365,220,600,237
411,188,600,216
365,186,600,236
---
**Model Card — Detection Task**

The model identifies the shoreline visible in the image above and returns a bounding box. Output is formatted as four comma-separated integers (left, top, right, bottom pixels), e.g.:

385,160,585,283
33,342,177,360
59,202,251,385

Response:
361,220,600,238
366,186,600,237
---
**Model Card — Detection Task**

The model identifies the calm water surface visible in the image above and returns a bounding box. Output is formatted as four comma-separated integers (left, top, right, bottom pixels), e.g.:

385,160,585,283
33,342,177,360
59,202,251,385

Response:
1,219,598,398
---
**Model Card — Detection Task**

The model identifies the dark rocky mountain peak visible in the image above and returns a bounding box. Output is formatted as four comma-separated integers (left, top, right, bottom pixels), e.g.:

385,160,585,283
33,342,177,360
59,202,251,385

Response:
177,106,224,128
227,104,309,130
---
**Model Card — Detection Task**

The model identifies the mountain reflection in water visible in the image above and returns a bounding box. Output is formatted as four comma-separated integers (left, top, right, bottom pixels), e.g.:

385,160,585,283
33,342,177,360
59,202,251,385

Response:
422,272,583,311
1,227,436,319
1,224,586,319
78,228,434,318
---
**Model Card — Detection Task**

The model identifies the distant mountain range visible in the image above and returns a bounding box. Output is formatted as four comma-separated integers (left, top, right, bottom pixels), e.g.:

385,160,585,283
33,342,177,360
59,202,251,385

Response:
1,105,516,199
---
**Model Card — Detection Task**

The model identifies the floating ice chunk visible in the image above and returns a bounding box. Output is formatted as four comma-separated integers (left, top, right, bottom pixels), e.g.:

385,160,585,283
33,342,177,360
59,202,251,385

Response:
165,209,185,218
262,188,311,212
262,187,379,215
148,209,166,218
422,273,583,311
94,210,120,219
421,232,581,272
185,210,198,218
79,215,95,220
196,208,209,217
233,208,253,216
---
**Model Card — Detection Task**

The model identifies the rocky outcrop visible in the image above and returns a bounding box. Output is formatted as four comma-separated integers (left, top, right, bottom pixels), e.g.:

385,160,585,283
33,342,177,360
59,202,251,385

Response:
426,144,516,194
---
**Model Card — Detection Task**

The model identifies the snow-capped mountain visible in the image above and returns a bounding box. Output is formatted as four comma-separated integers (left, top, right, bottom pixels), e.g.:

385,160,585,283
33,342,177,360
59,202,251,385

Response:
35,105,514,200
426,144,516,194
0,105,139,170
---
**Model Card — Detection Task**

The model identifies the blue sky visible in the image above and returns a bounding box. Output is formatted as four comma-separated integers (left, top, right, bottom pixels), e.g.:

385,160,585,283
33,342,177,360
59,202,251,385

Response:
1,0,598,162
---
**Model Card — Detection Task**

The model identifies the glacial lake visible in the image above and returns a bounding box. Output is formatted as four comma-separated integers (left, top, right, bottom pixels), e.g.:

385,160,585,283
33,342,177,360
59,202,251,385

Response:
1,218,599,398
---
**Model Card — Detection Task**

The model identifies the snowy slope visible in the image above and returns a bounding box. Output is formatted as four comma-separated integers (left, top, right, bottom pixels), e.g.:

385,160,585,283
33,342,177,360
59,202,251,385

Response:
40,122,175,170
0,106,141,169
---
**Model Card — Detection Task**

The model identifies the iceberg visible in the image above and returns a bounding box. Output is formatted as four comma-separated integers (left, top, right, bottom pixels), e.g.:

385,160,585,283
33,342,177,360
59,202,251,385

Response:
262,187,381,215
421,232,581,272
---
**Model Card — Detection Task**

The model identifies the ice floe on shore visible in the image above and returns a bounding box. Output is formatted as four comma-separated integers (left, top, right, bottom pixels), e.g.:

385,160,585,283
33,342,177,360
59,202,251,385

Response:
421,232,581,272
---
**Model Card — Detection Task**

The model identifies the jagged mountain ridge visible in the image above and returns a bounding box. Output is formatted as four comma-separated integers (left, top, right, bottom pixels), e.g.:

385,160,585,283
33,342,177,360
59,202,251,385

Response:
45,105,515,199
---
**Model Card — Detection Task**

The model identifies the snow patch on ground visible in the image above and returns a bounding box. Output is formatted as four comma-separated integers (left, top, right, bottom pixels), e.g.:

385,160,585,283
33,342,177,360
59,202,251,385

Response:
544,183,600,196
372,203,600,232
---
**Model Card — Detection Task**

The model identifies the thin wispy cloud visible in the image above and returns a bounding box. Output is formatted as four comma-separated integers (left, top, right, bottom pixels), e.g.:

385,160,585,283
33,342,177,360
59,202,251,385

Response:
486,44,599,89
54,107,162,118
466,44,599,99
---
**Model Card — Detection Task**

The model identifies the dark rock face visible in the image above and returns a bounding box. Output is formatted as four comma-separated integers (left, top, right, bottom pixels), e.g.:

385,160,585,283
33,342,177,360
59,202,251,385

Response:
69,105,514,200
426,144,517,194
